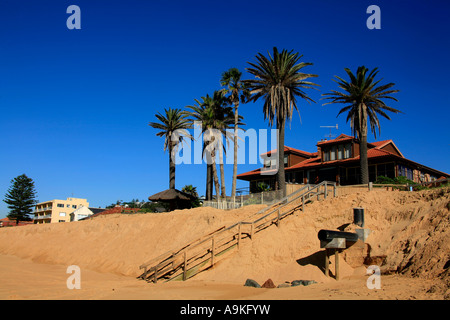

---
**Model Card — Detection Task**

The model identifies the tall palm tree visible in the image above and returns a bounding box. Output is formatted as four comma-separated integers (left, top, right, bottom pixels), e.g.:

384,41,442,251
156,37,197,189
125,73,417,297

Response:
322,66,401,184
185,95,220,199
220,67,249,202
244,47,318,197
149,108,193,189
185,91,239,199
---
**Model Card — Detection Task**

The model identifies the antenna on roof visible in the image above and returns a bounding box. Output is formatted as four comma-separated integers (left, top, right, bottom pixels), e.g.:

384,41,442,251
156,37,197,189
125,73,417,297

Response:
320,124,338,139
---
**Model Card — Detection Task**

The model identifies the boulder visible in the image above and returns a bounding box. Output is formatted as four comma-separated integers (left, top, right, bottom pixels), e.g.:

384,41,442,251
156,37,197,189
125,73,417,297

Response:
291,280,317,287
261,279,276,288
244,279,261,288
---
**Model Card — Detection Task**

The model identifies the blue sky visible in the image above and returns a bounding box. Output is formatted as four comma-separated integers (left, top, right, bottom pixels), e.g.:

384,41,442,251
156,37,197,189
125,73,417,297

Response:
1,0,449,217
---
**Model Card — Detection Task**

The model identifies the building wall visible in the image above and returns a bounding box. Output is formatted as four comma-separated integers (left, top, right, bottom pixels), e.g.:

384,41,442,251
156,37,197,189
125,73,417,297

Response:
289,154,309,167
380,143,402,157
34,198,89,224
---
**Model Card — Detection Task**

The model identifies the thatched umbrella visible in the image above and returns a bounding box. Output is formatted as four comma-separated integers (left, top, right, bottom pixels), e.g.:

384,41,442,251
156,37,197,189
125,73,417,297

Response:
148,188,195,211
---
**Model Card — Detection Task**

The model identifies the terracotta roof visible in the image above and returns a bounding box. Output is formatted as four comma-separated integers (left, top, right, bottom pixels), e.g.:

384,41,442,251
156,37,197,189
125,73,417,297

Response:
316,133,354,146
369,140,391,147
287,147,396,170
237,144,399,179
261,146,315,158
236,168,277,179
237,133,449,180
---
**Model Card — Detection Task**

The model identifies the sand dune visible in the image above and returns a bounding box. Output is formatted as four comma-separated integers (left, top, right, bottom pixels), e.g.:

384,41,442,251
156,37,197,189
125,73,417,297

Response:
0,188,448,299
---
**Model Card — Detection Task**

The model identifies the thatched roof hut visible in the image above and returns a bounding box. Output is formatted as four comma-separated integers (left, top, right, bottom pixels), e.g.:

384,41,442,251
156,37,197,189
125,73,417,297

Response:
148,188,195,211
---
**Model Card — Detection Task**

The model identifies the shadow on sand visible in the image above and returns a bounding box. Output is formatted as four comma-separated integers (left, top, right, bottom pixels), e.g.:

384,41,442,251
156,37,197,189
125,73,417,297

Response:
296,250,337,279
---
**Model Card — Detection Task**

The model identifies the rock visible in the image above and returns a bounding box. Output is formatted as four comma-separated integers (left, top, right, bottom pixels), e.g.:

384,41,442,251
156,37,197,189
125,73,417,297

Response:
277,283,291,288
244,279,261,288
291,280,317,287
261,279,276,288
364,255,387,266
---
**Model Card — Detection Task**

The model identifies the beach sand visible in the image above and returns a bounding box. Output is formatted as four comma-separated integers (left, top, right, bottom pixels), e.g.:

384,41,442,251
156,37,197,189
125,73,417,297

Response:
0,189,448,300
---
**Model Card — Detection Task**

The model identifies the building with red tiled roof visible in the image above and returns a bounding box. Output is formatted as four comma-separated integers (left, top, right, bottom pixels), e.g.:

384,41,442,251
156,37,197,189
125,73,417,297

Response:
0,217,33,227
237,133,450,192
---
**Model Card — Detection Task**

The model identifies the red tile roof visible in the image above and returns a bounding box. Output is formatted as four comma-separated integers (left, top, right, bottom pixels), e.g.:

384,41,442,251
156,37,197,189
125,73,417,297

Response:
237,136,404,180
316,133,354,146
369,140,391,147
261,146,315,158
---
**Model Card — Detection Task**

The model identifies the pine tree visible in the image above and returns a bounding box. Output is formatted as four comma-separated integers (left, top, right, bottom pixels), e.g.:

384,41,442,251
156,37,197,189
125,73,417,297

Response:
3,174,37,224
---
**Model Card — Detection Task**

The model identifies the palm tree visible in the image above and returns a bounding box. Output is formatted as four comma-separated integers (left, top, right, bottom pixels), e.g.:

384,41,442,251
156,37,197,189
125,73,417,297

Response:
181,184,199,198
181,184,201,208
322,66,401,184
220,67,249,202
149,108,193,189
185,95,220,199
185,91,239,199
244,47,318,197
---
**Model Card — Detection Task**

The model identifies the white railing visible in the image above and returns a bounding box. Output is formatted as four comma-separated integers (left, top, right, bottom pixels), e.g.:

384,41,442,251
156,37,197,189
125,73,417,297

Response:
203,189,284,210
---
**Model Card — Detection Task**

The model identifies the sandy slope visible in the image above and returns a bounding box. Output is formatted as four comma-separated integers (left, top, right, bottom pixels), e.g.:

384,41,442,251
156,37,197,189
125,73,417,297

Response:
0,205,266,277
0,188,448,300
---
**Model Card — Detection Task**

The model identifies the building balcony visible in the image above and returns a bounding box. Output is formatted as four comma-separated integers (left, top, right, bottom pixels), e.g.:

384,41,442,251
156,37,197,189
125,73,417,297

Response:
34,207,53,213
34,214,52,220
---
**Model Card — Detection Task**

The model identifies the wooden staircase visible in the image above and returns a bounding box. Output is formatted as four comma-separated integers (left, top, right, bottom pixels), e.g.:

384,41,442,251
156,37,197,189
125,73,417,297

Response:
138,181,337,283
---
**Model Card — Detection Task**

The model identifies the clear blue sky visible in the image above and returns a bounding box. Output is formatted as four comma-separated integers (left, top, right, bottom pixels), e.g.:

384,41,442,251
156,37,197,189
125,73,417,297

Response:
1,0,449,218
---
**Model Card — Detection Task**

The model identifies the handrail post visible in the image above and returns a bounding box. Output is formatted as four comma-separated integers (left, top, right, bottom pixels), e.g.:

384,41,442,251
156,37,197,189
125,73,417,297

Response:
324,182,327,199
211,236,215,267
237,223,241,250
183,250,187,281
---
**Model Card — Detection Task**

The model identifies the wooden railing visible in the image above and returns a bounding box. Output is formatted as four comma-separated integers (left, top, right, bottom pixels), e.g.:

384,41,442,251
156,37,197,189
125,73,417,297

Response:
138,181,337,283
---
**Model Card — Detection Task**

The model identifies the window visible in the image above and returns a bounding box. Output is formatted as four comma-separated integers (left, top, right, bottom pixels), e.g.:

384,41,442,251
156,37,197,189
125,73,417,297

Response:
330,146,337,161
344,144,351,159
399,164,414,181
294,171,303,184
377,163,395,179
66,204,70,208
323,148,330,161
264,159,277,168
338,145,344,160
59,212,66,217
72,205,77,209
284,155,288,167
57,204,64,208
285,172,292,183
58,220,65,223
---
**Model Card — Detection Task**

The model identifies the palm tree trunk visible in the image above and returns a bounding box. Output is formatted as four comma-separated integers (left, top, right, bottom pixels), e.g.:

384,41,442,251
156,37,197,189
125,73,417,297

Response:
218,135,226,198
169,142,176,189
206,163,212,200
231,102,239,200
277,118,286,197
205,143,213,200
211,150,221,198
359,103,369,185
360,134,369,184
